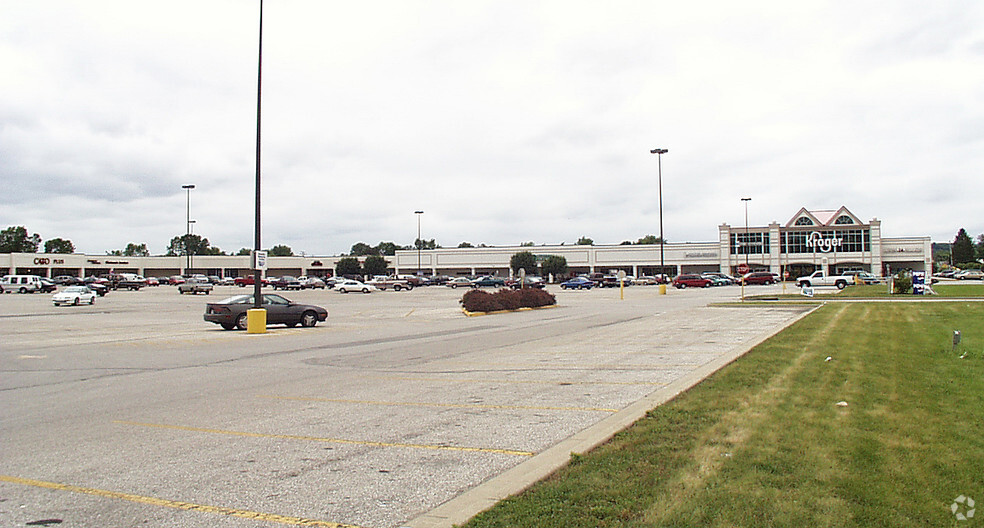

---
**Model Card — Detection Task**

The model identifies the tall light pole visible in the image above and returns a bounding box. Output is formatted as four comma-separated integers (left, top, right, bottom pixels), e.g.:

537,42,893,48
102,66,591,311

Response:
182,184,195,272
741,197,751,300
650,148,668,292
415,210,424,276
252,0,264,311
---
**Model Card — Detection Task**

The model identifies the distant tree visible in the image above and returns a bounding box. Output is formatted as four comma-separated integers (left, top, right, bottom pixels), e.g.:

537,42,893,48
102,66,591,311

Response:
952,229,975,264
510,251,538,275
635,234,665,244
363,255,389,276
350,242,376,256
977,234,984,260
414,238,439,250
541,255,568,279
123,242,149,256
375,241,404,256
44,238,75,254
236,248,252,256
520,241,535,247
106,249,123,256
269,244,293,257
0,226,41,253
335,257,362,277
166,234,220,256
576,236,593,246
458,242,474,248
620,240,632,245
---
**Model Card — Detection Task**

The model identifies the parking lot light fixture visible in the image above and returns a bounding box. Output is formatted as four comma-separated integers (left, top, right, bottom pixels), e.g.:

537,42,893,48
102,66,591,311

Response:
182,184,195,272
415,211,424,276
650,148,668,294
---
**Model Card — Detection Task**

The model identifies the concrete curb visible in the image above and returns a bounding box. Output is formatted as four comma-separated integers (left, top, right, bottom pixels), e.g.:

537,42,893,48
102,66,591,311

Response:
461,304,558,317
406,303,820,528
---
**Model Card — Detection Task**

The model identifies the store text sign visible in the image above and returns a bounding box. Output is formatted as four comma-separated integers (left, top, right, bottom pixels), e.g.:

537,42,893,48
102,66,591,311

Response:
805,231,843,252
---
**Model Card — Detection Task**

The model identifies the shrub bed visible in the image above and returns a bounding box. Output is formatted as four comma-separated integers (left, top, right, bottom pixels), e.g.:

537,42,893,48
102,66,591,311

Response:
461,288,556,313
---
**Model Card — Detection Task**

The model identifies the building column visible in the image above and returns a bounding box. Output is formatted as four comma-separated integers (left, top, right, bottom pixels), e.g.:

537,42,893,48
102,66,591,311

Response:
718,223,731,273
869,219,883,275
769,222,781,273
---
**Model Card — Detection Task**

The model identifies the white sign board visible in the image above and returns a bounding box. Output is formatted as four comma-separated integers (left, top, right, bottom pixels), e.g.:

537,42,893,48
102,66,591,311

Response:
252,250,268,270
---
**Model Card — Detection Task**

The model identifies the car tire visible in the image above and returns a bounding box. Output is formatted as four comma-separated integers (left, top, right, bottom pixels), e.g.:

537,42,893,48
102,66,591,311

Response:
678,284,686,289
73,297,80,306
205,290,210,295
220,323,235,330
450,284,457,289
89,297,95,305
19,287,27,294
338,288,346,293
236,313,249,330
393,285,402,291
406,284,413,291
836,281,846,290
362,288,369,293
301,311,318,327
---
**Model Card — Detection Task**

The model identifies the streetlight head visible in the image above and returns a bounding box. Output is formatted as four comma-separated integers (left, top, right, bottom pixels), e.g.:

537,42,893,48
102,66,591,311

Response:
650,148,668,154
414,210,424,214
741,197,752,202
182,184,196,190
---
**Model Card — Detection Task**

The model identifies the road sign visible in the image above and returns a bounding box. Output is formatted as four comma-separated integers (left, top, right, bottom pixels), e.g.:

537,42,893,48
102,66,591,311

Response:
736,263,750,275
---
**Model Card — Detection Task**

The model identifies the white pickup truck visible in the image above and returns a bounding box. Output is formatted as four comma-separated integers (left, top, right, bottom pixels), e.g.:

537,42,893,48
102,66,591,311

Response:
796,270,853,290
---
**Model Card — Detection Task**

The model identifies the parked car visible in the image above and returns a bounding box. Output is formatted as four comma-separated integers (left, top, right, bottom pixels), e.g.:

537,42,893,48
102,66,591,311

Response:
234,275,269,287
446,277,475,289
204,293,328,330
742,271,777,285
506,276,545,289
39,278,58,293
937,269,959,279
146,277,161,286
956,269,984,280
178,278,213,295
700,273,730,286
219,277,237,286
673,274,712,288
271,276,303,290
168,275,186,285
1,274,44,293
472,276,506,288
299,277,326,289
52,275,80,285
52,285,96,306
87,282,109,297
846,271,881,284
335,279,377,293
560,277,595,290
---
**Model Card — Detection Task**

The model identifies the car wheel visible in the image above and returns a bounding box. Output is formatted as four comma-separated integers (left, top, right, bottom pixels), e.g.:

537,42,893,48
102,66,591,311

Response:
393,285,402,291
338,288,346,293
678,284,686,289
19,287,27,294
236,313,249,330
450,284,457,289
362,288,369,293
406,284,413,290
205,290,210,295
836,281,846,290
301,310,318,327
220,323,235,330
73,297,80,305
89,297,95,305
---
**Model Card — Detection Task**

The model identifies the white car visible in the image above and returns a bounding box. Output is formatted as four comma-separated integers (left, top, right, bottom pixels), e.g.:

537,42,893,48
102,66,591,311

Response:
335,279,377,294
53,286,96,306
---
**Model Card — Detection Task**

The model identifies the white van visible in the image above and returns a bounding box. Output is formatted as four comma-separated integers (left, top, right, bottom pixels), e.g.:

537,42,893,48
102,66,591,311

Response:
0,274,44,293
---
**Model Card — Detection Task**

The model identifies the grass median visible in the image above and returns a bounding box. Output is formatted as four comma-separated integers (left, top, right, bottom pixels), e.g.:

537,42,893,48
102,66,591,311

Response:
462,302,984,528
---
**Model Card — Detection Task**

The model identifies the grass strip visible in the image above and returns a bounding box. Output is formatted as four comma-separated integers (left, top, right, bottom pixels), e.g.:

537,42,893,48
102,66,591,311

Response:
461,302,984,528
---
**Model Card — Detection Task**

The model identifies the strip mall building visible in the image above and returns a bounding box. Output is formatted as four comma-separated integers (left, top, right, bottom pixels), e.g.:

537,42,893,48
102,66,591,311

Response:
3,207,930,280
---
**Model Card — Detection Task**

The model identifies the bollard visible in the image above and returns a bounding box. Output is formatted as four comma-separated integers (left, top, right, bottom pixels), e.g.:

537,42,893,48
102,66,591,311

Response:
247,308,267,334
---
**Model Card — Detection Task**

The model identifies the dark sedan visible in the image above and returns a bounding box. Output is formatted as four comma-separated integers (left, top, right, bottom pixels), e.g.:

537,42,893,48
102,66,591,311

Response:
673,274,712,288
204,293,328,330
560,277,595,290
471,276,506,287
741,272,776,285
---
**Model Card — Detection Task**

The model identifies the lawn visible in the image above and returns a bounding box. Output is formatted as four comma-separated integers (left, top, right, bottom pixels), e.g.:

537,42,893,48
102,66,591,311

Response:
747,283,984,301
461,302,984,528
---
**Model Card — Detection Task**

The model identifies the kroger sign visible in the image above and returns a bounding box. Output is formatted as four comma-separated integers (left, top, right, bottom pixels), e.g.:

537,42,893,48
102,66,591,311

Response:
805,231,843,252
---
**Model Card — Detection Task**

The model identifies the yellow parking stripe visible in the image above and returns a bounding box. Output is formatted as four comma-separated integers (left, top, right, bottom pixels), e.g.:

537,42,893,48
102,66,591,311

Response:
114,421,534,457
368,375,664,386
0,474,361,527
258,395,619,413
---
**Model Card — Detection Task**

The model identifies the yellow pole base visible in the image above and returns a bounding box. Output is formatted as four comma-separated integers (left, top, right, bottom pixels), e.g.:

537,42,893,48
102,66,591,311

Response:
659,284,667,295
246,308,267,334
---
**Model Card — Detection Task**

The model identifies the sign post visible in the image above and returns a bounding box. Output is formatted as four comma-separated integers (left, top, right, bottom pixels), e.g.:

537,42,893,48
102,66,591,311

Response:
247,250,268,334
737,263,750,301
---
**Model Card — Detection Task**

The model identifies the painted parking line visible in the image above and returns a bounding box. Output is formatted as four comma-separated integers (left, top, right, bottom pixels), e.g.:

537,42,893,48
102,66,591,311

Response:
258,395,619,413
0,474,361,527
114,421,535,457
367,375,665,386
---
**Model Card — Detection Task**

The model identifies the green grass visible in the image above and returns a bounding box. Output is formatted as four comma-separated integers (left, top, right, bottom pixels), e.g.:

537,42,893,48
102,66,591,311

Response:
747,283,984,301
461,303,984,528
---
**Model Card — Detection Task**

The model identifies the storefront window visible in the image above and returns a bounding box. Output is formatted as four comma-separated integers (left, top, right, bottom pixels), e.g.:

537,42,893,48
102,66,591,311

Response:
731,232,770,255
780,229,869,253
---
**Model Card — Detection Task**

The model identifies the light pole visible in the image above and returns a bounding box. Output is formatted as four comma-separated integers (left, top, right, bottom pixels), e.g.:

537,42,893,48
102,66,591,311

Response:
415,210,424,276
650,148,668,293
741,197,751,300
182,184,195,272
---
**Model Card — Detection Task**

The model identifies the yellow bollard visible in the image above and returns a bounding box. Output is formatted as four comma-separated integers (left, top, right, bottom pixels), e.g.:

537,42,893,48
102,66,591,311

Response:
659,283,667,295
246,308,267,334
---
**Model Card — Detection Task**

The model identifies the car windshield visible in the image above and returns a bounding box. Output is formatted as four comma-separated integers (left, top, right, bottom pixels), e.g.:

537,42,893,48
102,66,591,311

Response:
216,294,292,305
64,286,86,293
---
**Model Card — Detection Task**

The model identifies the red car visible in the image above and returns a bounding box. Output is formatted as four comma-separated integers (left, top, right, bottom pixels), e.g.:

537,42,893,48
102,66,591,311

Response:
742,272,776,285
673,274,711,288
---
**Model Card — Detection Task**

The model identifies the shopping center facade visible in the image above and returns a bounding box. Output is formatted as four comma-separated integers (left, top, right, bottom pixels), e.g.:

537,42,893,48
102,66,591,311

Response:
2,207,931,280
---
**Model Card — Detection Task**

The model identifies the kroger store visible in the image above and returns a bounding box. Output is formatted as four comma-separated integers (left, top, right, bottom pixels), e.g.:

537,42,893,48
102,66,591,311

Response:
3,206,930,281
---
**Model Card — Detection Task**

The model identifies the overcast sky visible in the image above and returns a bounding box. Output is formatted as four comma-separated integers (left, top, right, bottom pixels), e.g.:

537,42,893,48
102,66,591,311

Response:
2,1,982,256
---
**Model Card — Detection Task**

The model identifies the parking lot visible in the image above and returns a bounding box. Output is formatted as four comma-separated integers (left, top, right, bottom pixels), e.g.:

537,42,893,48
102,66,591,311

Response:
1,283,811,528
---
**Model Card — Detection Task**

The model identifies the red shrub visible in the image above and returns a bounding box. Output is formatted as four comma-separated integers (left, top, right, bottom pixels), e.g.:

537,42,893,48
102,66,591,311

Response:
461,287,556,313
